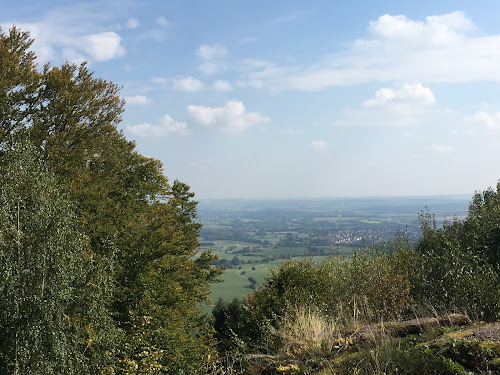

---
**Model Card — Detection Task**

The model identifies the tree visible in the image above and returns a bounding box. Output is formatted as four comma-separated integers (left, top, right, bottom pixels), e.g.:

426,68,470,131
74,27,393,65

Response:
414,187,500,321
0,142,115,374
0,26,39,148
114,181,221,372
0,26,222,372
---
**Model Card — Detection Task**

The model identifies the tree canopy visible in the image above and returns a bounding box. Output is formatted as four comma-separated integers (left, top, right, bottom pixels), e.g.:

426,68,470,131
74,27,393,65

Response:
0,26,221,373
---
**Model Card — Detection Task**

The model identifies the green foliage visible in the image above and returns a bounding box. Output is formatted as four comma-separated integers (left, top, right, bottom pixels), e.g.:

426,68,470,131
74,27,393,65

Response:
0,143,116,374
234,245,414,354
0,26,222,373
442,339,498,373
213,298,255,353
413,205,500,320
247,247,413,323
348,345,468,375
114,182,222,372
0,26,39,145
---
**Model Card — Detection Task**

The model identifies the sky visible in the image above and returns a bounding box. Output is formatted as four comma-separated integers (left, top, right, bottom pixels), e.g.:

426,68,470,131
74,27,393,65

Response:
3,0,500,199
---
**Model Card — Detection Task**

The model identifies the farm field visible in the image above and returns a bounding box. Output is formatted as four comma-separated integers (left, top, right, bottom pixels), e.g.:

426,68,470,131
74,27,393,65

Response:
198,196,470,309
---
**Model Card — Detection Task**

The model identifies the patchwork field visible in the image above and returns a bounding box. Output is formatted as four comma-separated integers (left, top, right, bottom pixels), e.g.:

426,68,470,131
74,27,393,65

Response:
198,196,470,310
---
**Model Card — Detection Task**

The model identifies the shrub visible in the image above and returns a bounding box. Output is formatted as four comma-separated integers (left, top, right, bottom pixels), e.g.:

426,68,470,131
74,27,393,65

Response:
412,209,500,321
248,247,413,322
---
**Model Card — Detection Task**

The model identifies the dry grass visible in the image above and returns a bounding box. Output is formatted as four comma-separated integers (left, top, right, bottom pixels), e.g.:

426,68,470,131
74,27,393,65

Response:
278,307,343,358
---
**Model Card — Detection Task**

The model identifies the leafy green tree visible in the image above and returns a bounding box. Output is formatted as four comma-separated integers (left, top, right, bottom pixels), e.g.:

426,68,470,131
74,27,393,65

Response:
462,185,500,269
0,142,115,374
114,181,221,373
0,26,39,147
414,199,500,320
0,26,222,372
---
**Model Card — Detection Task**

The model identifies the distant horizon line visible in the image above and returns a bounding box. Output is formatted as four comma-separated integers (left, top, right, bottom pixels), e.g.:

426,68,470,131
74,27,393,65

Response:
197,193,474,201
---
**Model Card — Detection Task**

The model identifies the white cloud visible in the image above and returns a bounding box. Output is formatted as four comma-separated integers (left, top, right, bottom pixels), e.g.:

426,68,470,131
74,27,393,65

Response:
311,140,328,150
471,111,500,129
339,84,437,126
196,44,227,60
124,95,150,104
126,18,139,29
61,48,86,65
234,11,500,91
78,32,125,61
1,4,127,65
362,84,435,107
187,100,269,132
368,12,473,44
126,115,190,137
196,44,228,74
173,77,204,92
432,144,453,152
213,80,234,91
156,16,169,27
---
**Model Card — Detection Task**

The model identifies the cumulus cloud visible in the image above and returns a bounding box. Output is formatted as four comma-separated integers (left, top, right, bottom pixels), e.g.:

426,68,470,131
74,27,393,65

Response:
1,5,127,64
196,44,228,74
235,11,500,91
187,100,269,132
338,84,437,126
432,144,453,152
61,48,86,65
126,18,139,29
362,84,436,107
79,32,125,61
126,115,190,137
196,44,227,60
173,77,204,92
213,80,234,91
311,140,328,150
368,12,473,44
470,111,500,129
124,95,150,104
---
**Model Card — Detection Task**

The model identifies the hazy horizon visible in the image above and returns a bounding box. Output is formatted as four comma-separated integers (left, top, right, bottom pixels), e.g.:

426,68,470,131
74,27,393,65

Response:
197,193,474,200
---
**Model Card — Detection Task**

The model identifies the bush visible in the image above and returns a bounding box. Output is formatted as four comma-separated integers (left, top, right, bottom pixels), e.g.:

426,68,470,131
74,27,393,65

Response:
238,244,415,354
248,247,413,322
412,209,500,321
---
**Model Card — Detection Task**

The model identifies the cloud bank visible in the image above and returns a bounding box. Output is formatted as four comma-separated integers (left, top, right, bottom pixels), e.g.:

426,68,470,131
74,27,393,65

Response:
127,100,269,136
339,83,437,126
124,95,150,105
173,77,204,92
187,100,269,132
126,115,190,137
235,11,500,91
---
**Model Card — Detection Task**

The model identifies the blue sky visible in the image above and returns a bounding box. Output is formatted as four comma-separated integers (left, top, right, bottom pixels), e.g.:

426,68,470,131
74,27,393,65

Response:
3,1,500,198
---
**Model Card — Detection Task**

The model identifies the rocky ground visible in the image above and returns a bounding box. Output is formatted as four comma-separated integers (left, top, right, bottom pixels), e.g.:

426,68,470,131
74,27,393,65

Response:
250,315,500,374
